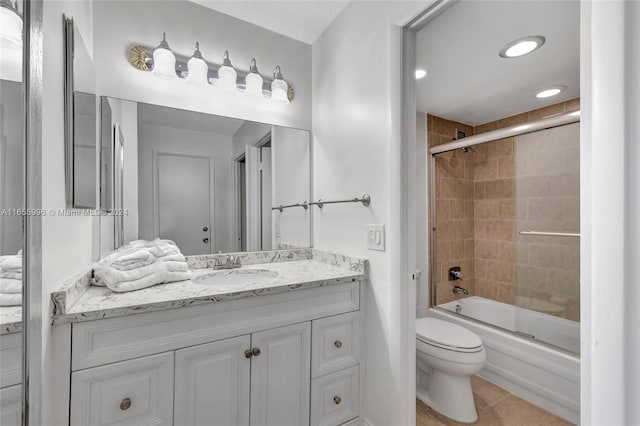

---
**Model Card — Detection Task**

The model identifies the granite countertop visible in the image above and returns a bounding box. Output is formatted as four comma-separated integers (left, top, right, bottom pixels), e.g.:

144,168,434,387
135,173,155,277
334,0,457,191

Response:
1,306,22,335
51,249,368,324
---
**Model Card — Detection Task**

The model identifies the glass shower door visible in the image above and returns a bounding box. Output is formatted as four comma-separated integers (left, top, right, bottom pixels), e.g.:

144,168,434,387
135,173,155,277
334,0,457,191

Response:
513,123,581,353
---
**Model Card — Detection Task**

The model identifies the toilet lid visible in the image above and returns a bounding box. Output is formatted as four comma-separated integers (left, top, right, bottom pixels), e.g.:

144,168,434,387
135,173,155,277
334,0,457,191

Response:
416,318,483,351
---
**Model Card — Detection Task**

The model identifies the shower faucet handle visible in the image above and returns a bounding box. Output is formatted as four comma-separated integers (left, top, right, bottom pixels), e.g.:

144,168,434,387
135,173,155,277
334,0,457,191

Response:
449,266,463,281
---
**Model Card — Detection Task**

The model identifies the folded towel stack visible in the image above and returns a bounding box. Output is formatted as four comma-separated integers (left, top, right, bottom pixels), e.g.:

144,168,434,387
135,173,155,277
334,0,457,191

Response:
92,239,191,293
0,252,23,306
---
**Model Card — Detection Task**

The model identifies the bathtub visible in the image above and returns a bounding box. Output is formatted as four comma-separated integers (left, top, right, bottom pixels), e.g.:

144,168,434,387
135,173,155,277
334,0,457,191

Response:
428,296,580,424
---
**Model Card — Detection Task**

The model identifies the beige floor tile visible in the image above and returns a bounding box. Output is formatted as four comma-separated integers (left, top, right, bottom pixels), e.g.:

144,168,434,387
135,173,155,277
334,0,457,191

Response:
471,376,510,409
491,395,574,426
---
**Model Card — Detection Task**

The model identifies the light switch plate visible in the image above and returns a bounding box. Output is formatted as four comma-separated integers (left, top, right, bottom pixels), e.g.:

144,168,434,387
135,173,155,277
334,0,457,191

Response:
367,224,385,251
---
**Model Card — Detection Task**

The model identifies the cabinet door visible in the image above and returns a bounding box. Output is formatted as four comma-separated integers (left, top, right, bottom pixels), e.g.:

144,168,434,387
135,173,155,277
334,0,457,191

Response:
70,352,173,426
250,322,311,426
174,335,251,426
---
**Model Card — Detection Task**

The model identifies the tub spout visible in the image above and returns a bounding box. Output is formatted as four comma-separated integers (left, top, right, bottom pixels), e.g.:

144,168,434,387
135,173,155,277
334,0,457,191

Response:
453,285,469,295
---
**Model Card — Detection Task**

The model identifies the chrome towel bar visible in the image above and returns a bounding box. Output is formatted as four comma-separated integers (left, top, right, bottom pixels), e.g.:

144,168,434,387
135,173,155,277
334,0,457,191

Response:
272,202,308,212
308,194,371,209
519,231,580,237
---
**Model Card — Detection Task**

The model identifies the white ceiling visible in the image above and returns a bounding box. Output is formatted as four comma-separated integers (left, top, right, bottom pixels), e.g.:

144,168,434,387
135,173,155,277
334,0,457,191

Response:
138,103,246,136
416,1,580,126
189,0,350,44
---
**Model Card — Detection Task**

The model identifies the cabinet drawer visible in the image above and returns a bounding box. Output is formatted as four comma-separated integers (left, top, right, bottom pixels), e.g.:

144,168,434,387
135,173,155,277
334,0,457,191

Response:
0,333,21,388
70,352,174,426
0,385,21,426
311,366,359,426
312,312,360,377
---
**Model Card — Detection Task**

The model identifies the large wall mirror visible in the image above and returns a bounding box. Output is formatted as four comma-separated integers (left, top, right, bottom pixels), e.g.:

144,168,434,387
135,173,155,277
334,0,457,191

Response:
64,15,97,209
99,98,311,257
0,0,24,422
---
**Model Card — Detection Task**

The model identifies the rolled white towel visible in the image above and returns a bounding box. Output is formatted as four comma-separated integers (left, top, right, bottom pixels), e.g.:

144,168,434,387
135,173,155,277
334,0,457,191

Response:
93,262,158,288
110,249,155,271
0,278,22,294
0,271,22,280
0,292,22,306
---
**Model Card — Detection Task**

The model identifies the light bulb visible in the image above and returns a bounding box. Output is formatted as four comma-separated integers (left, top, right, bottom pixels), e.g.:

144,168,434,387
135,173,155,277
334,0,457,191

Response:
186,42,209,86
270,65,289,104
244,58,264,97
217,50,237,91
151,32,177,80
0,0,22,50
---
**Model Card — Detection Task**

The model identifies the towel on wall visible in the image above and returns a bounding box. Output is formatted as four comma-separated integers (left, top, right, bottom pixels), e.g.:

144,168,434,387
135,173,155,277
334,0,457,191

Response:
0,292,22,306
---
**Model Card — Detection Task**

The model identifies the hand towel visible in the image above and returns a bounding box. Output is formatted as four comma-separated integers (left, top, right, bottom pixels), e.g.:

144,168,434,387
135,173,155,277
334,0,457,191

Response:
106,266,167,293
93,262,158,288
162,260,189,273
0,278,22,294
0,271,22,280
165,269,191,283
110,249,155,271
0,256,21,272
0,292,22,306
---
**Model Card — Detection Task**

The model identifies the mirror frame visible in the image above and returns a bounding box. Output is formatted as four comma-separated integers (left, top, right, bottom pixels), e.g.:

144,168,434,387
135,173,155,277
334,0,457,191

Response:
62,14,74,209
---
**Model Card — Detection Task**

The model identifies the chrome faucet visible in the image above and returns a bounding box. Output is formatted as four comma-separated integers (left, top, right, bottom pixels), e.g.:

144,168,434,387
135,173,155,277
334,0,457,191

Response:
214,255,242,270
453,285,469,295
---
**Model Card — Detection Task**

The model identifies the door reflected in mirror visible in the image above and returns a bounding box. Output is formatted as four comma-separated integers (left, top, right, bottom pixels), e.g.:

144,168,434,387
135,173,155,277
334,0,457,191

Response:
99,98,311,257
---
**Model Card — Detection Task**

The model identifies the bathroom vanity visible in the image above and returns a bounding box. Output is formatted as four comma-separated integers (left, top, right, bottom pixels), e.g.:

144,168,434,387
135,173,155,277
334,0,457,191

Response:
0,311,22,426
51,249,367,426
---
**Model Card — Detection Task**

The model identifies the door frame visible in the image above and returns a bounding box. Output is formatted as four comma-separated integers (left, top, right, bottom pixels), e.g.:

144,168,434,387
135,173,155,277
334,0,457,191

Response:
151,149,216,253
232,152,246,252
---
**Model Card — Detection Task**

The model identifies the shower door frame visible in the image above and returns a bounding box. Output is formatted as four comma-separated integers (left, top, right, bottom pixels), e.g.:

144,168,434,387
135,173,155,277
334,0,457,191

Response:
428,111,581,311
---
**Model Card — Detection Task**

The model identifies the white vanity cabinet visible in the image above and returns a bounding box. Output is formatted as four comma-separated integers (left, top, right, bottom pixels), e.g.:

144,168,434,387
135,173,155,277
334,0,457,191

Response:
65,281,363,426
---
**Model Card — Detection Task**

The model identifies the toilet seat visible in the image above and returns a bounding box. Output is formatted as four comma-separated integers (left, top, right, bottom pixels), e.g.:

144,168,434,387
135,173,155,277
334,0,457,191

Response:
416,317,483,353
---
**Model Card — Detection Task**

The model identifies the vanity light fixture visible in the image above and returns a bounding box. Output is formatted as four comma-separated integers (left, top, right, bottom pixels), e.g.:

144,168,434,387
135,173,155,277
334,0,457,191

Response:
499,35,545,58
415,69,427,79
151,32,178,80
245,58,264,97
186,42,209,86
128,39,294,103
0,0,22,49
217,50,237,91
536,85,566,98
271,65,289,104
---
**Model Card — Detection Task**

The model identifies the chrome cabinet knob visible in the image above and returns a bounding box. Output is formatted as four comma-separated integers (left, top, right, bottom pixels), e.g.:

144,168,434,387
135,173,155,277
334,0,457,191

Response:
203,237,209,243
245,349,253,359
252,347,261,357
333,396,341,405
334,340,343,349
120,397,132,410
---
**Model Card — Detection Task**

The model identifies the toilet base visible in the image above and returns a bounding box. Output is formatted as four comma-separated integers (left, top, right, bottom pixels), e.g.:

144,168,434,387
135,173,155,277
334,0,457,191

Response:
416,369,478,423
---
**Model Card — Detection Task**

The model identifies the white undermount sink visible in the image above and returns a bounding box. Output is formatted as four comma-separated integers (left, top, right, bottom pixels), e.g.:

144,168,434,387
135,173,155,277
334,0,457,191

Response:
193,269,279,286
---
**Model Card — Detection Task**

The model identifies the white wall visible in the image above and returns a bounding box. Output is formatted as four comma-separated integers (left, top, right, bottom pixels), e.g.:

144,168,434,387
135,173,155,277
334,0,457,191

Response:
581,1,640,424
41,1,96,424
137,123,235,253
271,126,311,248
312,3,430,425
93,0,311,130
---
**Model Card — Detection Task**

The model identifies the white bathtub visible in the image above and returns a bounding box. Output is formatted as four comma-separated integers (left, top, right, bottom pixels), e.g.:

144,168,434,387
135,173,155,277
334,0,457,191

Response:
428,296,580,424
439,296,580,353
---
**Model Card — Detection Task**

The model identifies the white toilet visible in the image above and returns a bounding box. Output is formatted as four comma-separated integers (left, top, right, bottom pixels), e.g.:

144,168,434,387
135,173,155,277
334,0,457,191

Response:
416,317,486,423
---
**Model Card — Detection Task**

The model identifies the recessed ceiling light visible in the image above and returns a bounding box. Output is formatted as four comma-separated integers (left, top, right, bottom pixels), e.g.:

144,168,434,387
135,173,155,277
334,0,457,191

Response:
499,35,546,58
536,85,567,98
415,69,427,79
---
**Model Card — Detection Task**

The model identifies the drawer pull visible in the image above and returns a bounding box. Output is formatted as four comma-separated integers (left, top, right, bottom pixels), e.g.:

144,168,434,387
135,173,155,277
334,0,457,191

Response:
244,349,253,359
120,398,132,411
334,340,343,349
333,396,342,405
252,347,261,357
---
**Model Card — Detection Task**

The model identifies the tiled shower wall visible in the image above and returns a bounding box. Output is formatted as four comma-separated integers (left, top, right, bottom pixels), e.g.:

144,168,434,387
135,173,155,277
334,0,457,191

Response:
429,99,580,320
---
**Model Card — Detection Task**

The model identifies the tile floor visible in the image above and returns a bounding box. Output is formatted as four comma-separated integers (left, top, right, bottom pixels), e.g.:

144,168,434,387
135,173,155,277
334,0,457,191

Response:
416,376,575,426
